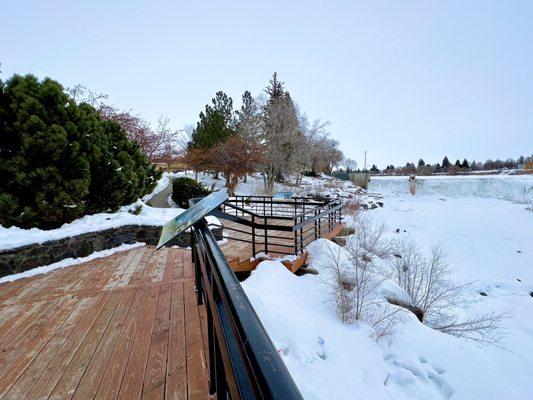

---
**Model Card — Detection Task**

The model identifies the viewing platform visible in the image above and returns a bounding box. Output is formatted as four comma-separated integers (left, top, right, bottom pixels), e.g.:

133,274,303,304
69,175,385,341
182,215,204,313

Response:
0,195,343,399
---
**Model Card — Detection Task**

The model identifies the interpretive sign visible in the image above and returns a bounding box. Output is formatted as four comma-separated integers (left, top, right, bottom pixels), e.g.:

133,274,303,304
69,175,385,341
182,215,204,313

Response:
156,190,228,249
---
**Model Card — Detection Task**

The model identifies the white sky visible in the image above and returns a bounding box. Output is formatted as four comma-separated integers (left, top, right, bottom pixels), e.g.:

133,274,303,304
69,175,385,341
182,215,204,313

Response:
1,0,532,168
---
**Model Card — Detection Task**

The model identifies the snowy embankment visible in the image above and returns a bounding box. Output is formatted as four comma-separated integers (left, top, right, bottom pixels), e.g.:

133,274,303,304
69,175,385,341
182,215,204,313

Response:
0,172,219,251
242,175,533,399
369,174,533,204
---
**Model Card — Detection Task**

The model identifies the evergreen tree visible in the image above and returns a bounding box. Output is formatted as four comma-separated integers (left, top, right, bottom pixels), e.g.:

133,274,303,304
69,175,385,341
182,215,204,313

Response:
418,159,425,167
235,90,262,141
190,91,235,150
455,159,461,167
461,158,469,169
370,164,379,173
442,156,451,170
0,74,159,229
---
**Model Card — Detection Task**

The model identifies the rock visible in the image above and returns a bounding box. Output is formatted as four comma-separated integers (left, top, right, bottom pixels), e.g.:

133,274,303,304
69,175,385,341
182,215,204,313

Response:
393,253,402,259
339,227,355,236
479,291,488,296
516,278,521,282
331,237,347,247
362,254,372,262
296,267,319,276
395,228,400,233
386,298,424,322
530,292,533,298
517,250,522,253
369,203,378,210
377,201,384,207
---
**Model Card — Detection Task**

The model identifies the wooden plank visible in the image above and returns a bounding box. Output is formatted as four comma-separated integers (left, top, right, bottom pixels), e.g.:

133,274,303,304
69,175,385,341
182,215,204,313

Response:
325,223,346,240
0,296,79,398
117,285,160,400
163,247,176,282
95,287,148,400
128,248,157,286
103,247,143,289
142,283,172,399
283,252,308,273
48,291,122,399
0,298,62,373
71,288,137,400
149,247,168,284
184,279,208,399
114,246,148,288
26,293,111,400
2,297,96,400
165,282,187,400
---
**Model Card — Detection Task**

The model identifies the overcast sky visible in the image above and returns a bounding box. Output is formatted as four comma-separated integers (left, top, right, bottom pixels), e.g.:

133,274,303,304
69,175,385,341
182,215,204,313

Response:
1,0,532,168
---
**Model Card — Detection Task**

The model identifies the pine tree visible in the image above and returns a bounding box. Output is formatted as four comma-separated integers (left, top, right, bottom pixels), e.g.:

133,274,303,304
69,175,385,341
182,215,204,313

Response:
418,159,425,167
455,159,461,167
190,91,235,150
461,158,469,169
0,74,159,229
442,156,451,170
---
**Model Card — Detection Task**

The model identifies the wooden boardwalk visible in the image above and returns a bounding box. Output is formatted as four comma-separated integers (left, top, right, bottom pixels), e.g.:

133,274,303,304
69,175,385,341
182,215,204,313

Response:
0,246,208,400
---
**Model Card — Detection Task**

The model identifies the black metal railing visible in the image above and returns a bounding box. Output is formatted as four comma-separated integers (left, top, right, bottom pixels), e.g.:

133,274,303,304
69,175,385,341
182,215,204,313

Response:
210,195,343,257
191,218,303,399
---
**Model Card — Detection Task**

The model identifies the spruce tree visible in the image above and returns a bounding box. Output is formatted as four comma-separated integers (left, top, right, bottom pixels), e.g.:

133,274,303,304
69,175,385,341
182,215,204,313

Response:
442,156,451,170
461,158,469,169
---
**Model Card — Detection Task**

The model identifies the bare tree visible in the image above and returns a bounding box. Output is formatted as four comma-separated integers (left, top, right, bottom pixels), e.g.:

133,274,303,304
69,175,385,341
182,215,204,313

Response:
321,238,401,340
67,84,181,162
386,238,508,346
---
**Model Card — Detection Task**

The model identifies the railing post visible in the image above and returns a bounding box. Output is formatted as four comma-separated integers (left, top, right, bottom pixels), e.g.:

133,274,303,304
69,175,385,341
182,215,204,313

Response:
314,208,318,240
252,214,256,257
264,216,268,254
294,216,298,254
192,229,203,306
299,216,304,253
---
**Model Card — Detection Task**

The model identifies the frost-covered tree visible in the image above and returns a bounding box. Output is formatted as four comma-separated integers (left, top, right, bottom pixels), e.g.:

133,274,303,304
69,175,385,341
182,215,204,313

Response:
261,73,303,192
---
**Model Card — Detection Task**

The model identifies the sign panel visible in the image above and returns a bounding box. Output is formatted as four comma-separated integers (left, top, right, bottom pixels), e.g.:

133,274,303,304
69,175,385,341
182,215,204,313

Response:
272,191,294,200
156,190,229,249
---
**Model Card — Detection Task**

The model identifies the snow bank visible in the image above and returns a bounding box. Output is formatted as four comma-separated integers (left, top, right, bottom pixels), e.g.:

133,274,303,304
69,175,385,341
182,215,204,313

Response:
368,175,533,204
0,242,145,284
0,200,220,250
242,260,390,400
241,191,533,399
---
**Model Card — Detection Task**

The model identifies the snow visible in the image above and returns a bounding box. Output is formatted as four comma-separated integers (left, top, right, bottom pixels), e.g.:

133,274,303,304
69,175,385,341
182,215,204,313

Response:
141,171,178,202
241,176,533,399
0,242,145,284
369,174,533,204
0,199,220,250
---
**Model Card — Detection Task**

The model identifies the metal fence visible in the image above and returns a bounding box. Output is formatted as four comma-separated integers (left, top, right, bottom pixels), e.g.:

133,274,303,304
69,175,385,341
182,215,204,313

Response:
210,195,343,257
191,218,303,399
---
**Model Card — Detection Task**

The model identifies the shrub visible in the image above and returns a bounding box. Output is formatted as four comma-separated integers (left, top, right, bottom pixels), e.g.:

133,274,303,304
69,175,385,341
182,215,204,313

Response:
0,74,160,229
171,177,211,208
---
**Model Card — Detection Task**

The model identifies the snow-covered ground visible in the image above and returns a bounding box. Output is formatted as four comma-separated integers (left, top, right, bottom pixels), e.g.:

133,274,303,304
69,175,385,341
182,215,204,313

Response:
242,175,533,399
369,174,533,204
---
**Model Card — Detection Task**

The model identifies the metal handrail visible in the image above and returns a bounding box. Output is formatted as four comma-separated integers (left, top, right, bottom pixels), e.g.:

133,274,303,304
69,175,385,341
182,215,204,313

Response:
191,218,303,399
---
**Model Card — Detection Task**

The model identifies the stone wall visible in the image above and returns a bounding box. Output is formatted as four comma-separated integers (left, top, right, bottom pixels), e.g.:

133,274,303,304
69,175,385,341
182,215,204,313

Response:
0,225,223,278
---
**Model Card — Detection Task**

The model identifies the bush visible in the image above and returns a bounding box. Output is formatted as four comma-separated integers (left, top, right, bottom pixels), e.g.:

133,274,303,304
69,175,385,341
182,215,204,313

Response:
171,177,211,208
0,74,161,229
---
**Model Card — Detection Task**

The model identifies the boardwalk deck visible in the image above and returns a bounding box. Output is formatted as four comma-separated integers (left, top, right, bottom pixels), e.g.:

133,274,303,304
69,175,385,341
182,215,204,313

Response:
0,246,208,400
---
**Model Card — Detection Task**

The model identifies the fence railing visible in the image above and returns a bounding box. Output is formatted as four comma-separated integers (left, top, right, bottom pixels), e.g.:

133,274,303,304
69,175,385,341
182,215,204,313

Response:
210,195,343,257
191,218,303,399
